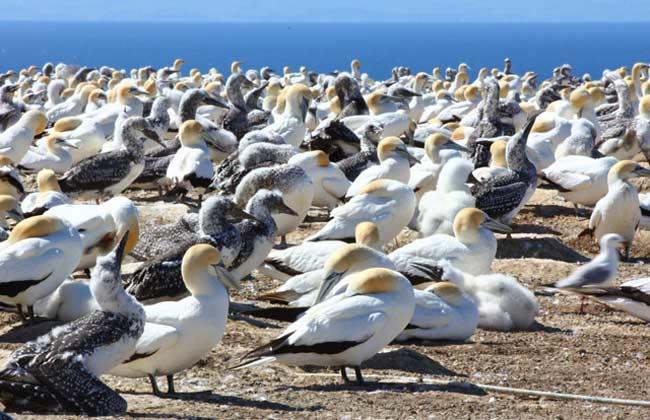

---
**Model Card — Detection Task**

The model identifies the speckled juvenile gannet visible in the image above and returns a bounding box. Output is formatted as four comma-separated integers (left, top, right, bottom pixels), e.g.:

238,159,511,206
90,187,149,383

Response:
346,137,420,197
260,222,381,281
391,208,511,276
540,155,618,207
58,117,162,199
0,110,48,163
307,179,416,247
21,169,70,217
334,122,384,181
18,133,76,174
567,277,650,322
588,160,649,259
0,215,82,322
417,157,476,237
0,235,144,415
45,196,139,270
166,120,213,197
234,164,314,244
438,260,538,331
234,268,415,384
395,282,478,342
472,113,539,224
288,150,350,209
111,244,239,397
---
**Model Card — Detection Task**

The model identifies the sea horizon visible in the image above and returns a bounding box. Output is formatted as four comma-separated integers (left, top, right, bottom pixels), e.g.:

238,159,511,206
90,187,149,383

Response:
2,21,649,79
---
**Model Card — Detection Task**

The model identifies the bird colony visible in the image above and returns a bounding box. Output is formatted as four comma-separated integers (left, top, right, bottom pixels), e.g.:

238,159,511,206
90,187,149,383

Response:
0,58,648,416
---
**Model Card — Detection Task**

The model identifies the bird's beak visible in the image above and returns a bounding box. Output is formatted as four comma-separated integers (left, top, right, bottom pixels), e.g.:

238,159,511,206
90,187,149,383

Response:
142,125,164,146
278,201,298,216
205,94,230,109
481,216,512,234
633,165,650,177
399,148,420,164
314,271,344,304
213,265,241,290
8,208,23,222
445,139,469,153
59,138,79,149
229,206,257,221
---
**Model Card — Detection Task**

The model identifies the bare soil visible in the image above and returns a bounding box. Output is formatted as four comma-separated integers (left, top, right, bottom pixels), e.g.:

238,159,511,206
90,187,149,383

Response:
3,187,650,419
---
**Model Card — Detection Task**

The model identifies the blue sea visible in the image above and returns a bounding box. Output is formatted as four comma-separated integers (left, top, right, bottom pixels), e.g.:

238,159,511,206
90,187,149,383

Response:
1,21,650,79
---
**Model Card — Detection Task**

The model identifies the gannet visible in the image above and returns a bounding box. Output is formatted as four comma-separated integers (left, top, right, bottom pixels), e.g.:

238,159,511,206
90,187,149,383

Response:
0,84,23,131
588,160,649,259
554,118,597,159
110,244,239,397
633,95,650,160
306,179,416,247
126,190,294,302
391,208,511,276
21,169,70,216
408,133,467,189
0,235,143,415
0,110,48,163
18,133,76,174
261,84,312,148
166,119,213,197
566,277,650,322
473,113,539,224
0,195,22,241
234,268,415,384
288,150,350,209
417,157,476,237
42,116,106,164
438,261,538,331
346,137,419,197
336,122,384,181
0,156,24,199
58,117,162,199
45,196,139,270
234,164,314,244
395,282,478,342
260,222,381,282
540,155,617,207
45,84,95,123
0,215,82,322
471,140,510,183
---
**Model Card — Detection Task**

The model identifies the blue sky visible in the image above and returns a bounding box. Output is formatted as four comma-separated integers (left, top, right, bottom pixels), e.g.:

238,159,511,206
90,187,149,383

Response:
1,0,649,22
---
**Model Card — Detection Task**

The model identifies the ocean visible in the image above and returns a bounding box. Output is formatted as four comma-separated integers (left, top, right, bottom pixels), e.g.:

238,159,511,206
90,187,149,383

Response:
1,21,650,80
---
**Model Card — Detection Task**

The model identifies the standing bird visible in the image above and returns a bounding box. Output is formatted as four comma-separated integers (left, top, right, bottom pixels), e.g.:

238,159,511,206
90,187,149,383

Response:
587,160,650,259
58,117,162,199
288,151,350,209
110,244,240,397
166,119,213,199
0,235,144,416
0,215,82,322
234,268,415,384
0,110,48,163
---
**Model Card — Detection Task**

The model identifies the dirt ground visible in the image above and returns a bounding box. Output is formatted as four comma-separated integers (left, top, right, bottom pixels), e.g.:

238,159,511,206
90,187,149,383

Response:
2,186,650,420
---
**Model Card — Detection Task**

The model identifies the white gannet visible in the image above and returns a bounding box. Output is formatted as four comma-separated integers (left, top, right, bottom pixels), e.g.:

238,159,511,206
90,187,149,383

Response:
395,282,478,342
0,235,144,415
346,137,419,197
261,84,312,148
45,84,95,123
58,117,162,199
259,221,381,282
471,140,510,183
18,133,76,174
408,133,467,188
234,164,314,244
541,155,618,207
567,277,650,322
307,179,416,247
234,267,415,384
439,261,538,331
417,157,476,237
391,208,511,276
45,196,139,270
166,119,213,197
110,244,240,397
41,116,106,164
0,215,83,322
0,155,24,199
0,110,48,163
589,160,649,259
288,150,350,209
554,118,597,159
21,169,70,216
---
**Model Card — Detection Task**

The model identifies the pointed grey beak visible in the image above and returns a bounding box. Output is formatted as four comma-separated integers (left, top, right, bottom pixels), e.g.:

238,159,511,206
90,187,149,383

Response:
205,94,230,109
482,216,512,234
8,208,23,222
445,139,469,153
142,125,164,146
399,148,420,164
228,206,257,221
633,165,650,178
213,265,241,290
314,271,344,304
59,138,79,149
278,201,298,216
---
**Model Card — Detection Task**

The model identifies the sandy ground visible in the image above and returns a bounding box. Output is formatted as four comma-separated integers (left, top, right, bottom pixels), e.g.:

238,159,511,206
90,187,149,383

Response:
2,185,650,419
